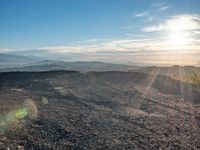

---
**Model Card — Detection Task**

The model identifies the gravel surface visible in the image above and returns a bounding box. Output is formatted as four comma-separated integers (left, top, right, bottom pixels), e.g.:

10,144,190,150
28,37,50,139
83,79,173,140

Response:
0,71,200,150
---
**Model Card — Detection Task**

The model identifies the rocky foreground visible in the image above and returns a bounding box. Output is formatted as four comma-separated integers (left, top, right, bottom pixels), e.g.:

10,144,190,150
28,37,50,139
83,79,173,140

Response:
0,71,200,149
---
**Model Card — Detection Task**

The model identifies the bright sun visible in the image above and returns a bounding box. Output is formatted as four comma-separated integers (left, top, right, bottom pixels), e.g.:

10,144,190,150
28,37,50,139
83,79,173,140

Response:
166,31,192,50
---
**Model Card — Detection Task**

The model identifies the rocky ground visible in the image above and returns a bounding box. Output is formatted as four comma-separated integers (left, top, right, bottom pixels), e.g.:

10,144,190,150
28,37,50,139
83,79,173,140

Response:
0,71,200,150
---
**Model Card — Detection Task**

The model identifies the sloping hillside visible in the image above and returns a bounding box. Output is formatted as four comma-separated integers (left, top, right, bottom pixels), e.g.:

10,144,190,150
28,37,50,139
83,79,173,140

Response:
0,71,199,149
135,65,200,82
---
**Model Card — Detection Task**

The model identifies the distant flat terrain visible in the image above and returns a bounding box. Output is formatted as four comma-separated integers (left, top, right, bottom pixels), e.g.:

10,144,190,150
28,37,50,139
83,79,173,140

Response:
0,71,200,149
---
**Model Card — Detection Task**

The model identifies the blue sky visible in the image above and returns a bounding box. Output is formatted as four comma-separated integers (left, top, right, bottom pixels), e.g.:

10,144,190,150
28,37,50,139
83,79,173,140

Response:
0,0,200,65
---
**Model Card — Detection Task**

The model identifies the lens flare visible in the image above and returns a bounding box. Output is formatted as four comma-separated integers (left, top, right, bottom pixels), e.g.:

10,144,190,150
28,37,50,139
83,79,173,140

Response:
23,99,38,119
15,108,28,119
0,99,37,133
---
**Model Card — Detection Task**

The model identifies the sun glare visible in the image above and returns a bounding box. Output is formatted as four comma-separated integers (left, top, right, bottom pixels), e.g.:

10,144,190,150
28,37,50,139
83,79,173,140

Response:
163,15,196,51
166,31,192,50
168,32,188,46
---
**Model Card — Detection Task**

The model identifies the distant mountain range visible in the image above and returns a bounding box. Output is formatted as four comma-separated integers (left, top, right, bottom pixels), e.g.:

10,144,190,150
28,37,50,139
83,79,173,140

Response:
0,54,41,62
0,54,42,69
0,56,138,72
0,53,200,82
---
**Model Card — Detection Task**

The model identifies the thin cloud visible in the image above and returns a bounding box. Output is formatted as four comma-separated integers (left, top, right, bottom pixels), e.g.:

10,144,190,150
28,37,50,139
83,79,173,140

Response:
122,26,136,30
135,11,148,17
38,37,200,54
86,39,98,42
193,30,200,34
158,5,170,11
143,14,200,32
0,48,10,52
125,33,147,37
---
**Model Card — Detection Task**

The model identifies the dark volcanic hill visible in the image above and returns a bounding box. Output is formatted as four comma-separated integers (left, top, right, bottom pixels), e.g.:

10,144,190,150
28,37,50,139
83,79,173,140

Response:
0,71,200,149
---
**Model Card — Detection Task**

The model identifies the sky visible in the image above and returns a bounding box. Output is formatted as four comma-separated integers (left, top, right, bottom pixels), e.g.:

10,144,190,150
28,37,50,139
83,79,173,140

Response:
0,0,200,65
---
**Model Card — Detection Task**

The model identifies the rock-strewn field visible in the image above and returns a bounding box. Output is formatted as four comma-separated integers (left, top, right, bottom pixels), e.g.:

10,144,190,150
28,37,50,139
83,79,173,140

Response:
0,71,200,149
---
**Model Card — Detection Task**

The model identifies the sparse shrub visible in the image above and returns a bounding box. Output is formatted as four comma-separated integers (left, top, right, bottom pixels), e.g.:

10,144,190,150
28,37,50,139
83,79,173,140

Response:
191,71,200,83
